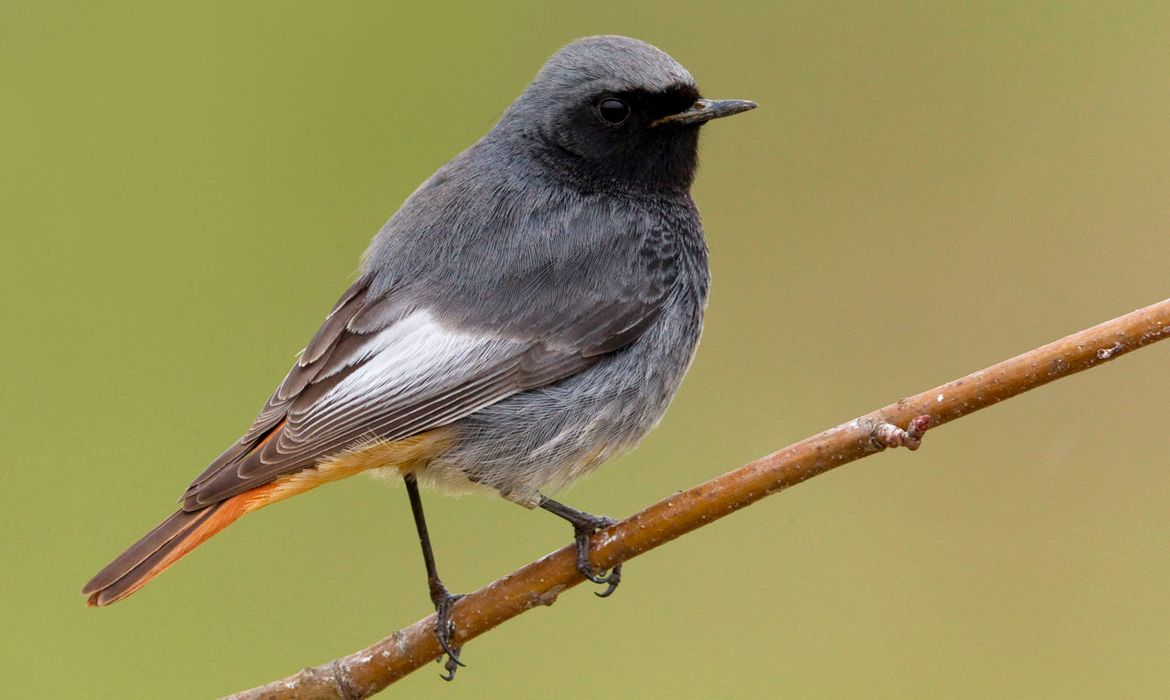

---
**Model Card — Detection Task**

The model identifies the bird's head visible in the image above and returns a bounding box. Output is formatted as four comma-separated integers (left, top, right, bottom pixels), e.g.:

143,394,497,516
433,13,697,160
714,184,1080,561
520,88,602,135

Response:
499,35,756,192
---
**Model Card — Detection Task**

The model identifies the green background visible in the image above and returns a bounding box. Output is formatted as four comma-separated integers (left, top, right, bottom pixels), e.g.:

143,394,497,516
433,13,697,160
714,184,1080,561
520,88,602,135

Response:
4,2,1170,697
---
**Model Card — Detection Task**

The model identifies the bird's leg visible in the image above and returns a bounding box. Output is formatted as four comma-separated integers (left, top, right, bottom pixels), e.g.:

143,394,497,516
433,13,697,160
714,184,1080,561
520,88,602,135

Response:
404,472,465,681
537,496,622,597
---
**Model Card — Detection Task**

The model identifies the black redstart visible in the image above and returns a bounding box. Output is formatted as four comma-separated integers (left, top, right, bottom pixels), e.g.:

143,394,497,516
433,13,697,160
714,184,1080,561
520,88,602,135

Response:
83,35,755,678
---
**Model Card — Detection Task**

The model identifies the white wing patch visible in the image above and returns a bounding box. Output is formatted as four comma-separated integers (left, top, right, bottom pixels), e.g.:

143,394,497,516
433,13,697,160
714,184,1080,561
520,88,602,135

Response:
276,310,528,456
321,311,512,406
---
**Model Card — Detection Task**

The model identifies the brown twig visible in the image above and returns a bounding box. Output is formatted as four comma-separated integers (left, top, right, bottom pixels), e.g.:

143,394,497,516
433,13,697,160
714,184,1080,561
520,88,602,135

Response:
224,298,1170,700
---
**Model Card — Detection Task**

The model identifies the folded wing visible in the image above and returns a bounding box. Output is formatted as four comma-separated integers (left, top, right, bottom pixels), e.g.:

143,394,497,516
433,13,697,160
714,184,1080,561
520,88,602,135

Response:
180,276,663,509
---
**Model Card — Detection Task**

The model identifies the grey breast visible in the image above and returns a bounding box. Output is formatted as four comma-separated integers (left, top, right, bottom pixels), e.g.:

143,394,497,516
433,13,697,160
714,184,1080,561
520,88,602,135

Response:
410,147,710,503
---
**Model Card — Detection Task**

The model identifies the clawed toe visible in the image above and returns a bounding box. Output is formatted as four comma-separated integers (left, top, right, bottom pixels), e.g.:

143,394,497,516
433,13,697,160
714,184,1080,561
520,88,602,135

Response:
433,593,465,680
587,562,622,598
570,515,623,597
539,497,625,597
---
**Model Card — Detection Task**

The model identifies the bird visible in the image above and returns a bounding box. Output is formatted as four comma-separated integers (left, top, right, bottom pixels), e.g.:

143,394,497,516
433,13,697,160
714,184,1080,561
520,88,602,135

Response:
82,34,755,679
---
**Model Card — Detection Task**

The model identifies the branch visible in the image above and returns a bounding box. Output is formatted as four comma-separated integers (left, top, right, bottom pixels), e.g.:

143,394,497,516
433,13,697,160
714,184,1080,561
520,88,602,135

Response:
225,298,1170,699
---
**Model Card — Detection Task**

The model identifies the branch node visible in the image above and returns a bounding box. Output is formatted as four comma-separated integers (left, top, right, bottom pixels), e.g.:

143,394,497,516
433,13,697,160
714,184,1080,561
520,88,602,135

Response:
869,415,931,451
1096,341,1124,360
537,583,565,606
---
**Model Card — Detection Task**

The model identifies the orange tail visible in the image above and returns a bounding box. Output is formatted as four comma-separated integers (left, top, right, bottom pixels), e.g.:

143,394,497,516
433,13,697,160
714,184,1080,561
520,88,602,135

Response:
82,485,275,607
83,431,453,606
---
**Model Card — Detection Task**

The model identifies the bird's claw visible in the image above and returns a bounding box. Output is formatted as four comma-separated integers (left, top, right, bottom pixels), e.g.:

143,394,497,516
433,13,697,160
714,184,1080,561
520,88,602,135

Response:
572,515,622,597
433,592,465,681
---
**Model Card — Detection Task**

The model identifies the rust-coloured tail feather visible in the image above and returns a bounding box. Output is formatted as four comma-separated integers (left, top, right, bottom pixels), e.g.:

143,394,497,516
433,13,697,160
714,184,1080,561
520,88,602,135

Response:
83,494,254,607
82,432,448,607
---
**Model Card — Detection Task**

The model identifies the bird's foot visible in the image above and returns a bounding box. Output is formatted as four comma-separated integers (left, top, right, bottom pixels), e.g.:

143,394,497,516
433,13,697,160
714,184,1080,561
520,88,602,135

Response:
432,590,465,681
570,514,623,597
538,497,624,597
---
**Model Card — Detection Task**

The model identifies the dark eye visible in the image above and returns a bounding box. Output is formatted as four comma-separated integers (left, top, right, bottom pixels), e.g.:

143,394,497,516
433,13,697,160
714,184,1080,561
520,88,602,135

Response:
596,97,631,125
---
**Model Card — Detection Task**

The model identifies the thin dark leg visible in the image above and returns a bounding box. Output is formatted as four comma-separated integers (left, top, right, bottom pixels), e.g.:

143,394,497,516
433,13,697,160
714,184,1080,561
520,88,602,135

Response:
538,496,623,597
404,472,465,681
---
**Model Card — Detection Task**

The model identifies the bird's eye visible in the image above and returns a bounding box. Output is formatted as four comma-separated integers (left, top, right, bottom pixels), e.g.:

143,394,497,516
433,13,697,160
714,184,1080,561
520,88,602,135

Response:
596,97,631,125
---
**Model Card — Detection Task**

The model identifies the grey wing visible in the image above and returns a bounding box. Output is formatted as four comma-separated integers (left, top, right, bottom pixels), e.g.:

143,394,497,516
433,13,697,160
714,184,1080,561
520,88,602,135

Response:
179,277,664,510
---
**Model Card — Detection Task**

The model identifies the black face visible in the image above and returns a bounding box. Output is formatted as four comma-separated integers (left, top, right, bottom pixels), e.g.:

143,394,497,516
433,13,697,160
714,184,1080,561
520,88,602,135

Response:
548,83,704,191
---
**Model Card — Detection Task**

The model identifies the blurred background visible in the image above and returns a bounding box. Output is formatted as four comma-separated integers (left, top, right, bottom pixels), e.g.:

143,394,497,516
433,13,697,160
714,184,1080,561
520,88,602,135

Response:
4,2,1170,697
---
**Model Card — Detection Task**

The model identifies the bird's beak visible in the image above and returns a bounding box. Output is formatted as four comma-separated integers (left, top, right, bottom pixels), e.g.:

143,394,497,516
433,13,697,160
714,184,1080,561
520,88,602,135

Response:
651,98,758,127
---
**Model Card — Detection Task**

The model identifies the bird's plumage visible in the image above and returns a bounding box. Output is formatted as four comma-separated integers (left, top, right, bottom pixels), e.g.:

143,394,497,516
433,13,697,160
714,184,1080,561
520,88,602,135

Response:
183,36,708,509
84,34,748,607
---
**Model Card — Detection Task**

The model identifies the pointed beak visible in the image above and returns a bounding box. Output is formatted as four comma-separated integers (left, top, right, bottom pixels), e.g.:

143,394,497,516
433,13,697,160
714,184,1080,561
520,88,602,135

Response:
651,98,758,127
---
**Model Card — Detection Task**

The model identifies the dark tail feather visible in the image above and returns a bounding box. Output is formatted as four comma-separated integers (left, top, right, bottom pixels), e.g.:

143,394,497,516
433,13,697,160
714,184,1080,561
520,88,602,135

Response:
82,503,233,606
